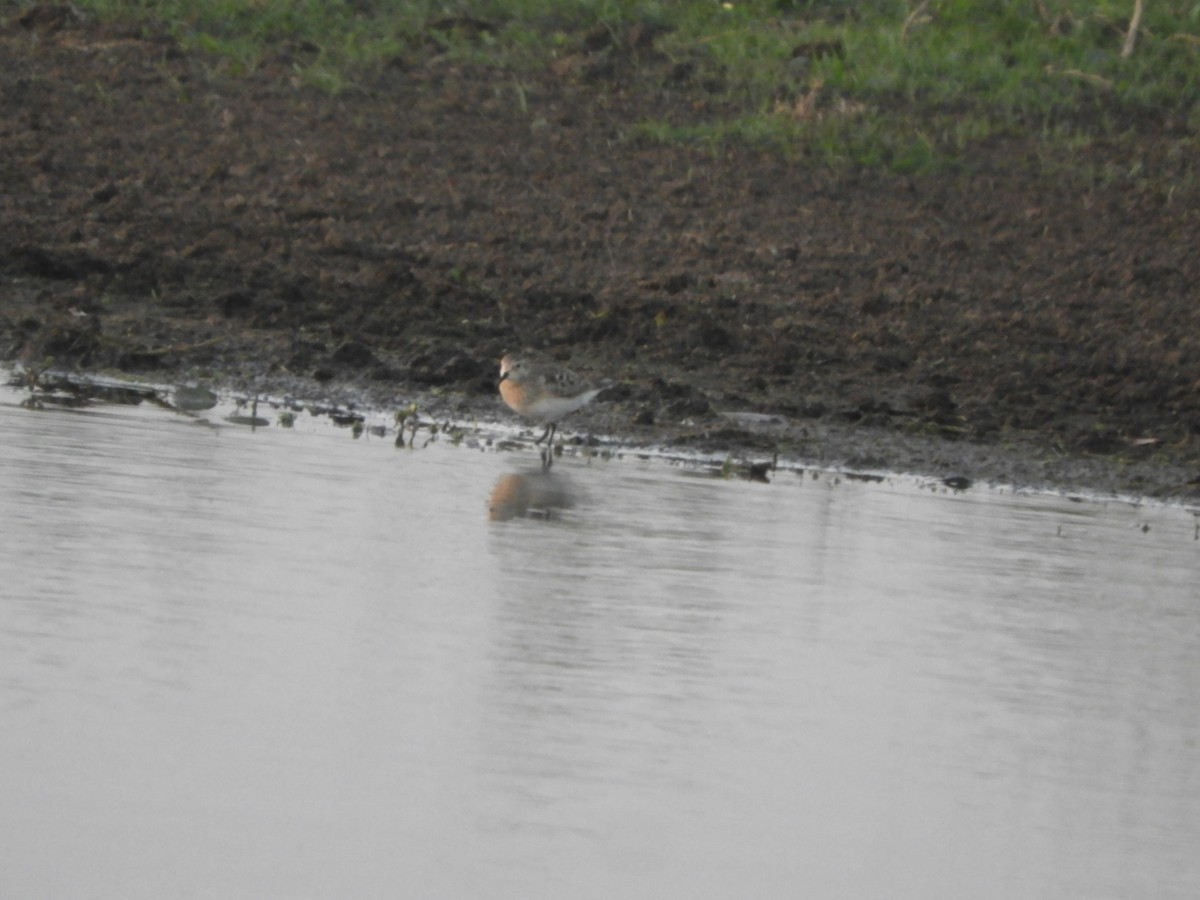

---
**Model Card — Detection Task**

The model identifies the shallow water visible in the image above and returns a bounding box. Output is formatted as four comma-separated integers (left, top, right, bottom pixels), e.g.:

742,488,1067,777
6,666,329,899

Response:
2,383,1199,899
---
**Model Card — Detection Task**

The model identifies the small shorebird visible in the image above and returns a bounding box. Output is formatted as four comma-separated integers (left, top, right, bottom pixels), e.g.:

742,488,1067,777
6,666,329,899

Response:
498,354,609,447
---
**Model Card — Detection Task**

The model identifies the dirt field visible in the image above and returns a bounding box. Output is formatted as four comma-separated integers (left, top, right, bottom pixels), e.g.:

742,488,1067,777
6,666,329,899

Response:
4,7,1200,498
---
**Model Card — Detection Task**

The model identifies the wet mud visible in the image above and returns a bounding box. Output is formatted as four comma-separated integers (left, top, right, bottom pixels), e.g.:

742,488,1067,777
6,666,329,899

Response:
3,9,1199,499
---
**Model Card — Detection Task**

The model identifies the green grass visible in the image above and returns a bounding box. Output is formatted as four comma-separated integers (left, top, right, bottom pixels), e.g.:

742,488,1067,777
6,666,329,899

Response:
31,0,1200,177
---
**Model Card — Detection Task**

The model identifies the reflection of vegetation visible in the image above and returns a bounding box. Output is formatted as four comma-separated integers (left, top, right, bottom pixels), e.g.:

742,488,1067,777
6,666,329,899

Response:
66,0,1198,179
719,452,776,482
9,368,156,410
390,404,474,449
226,394,269,427
5,366,483,448
392,403,418,447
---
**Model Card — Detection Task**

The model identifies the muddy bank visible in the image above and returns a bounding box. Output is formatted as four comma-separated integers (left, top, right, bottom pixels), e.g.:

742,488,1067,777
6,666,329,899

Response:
9,362,1198,506
2,10,1199,500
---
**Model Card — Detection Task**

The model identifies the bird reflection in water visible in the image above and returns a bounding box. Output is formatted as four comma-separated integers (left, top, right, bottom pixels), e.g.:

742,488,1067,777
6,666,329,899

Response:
488,469,576,522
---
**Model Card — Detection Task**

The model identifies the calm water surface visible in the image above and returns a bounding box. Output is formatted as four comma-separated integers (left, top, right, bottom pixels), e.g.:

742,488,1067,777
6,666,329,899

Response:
1,383,1198,899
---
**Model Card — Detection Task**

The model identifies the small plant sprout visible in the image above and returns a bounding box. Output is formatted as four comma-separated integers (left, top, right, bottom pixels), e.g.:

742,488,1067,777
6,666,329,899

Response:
394,402,418,429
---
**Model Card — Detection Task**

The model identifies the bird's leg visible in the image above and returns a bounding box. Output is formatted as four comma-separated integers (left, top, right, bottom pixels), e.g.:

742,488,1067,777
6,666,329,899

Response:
534,422,557,446
540,446,554,470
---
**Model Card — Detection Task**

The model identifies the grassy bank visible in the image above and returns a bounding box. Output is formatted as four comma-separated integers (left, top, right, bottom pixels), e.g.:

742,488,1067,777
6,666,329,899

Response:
19,0,1200,177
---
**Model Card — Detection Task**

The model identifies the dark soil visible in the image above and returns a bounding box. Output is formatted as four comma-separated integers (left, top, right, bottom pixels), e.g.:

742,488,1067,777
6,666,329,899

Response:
4,8,1200,499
